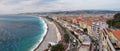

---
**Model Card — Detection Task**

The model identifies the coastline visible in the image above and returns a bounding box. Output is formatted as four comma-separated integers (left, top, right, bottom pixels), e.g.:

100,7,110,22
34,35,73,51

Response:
0,15,60,51
34,17,59,51
31,17,48,51
31,16,61,51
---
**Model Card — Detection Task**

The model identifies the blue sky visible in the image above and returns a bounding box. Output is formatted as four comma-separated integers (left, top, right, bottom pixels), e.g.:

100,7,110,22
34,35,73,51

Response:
0,0,120,14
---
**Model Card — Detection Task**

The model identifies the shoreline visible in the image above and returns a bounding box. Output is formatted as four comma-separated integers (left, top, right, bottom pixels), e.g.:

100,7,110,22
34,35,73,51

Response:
31,17,48,51
30,16,61,51
34,17,59,51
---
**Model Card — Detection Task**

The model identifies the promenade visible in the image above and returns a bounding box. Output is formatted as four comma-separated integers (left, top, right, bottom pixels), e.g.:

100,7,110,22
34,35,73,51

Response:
34,18,61,51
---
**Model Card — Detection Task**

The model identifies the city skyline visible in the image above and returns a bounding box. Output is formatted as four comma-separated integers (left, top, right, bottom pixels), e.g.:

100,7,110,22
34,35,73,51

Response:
0,0,120,14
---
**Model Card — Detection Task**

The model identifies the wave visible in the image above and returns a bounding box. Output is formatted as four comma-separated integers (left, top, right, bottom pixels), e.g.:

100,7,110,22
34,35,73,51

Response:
30,17,48,51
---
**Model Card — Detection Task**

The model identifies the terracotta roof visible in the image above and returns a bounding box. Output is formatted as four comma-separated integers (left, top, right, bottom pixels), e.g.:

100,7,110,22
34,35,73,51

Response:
76,19,81,23
73,16,78,19
112,30,120,40
100,29,104,33
87,20,92,25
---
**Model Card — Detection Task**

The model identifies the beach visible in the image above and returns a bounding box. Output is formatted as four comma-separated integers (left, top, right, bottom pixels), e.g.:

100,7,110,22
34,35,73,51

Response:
34,17,61,51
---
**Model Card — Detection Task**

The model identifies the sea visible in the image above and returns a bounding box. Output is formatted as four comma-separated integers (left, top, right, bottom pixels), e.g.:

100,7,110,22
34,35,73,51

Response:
0,15,47,51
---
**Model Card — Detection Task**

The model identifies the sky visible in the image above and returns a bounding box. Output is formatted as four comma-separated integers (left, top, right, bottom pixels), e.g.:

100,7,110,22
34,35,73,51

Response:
0,0,120,14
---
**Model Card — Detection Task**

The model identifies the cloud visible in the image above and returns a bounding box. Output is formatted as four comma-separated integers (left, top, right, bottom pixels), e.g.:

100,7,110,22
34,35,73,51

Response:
0,0,119,14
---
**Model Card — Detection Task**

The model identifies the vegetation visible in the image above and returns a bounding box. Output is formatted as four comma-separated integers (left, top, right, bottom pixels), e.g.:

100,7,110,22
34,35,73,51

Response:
114,13,120,21
51,43,64,51
76,40,78,46
107,13,120,28
64,34,69,43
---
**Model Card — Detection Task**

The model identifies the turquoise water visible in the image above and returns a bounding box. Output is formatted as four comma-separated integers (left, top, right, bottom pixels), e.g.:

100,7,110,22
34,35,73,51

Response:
0,15,46,51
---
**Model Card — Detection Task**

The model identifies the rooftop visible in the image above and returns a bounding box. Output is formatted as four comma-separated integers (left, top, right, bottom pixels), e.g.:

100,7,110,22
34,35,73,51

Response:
112,30,120,40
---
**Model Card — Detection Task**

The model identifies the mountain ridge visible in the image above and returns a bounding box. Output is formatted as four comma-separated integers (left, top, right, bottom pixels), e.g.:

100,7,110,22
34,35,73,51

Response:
19,10,120,15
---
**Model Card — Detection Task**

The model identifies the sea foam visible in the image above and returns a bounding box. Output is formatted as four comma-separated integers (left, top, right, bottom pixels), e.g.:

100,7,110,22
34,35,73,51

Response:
30,17,48,51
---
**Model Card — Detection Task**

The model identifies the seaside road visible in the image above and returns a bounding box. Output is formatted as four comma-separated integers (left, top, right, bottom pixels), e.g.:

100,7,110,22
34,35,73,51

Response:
35,18,58,51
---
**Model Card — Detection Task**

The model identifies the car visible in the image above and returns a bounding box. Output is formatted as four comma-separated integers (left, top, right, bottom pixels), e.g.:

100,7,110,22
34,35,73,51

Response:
73,39,76,43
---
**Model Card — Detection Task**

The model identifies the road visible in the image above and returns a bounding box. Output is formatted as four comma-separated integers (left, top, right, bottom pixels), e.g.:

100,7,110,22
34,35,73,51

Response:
55,20,78,51
66,29,79,51
56,19,98,51
56,20,81,51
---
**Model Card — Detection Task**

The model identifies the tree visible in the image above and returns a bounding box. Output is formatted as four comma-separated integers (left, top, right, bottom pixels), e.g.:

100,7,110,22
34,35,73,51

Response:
107,20,117,28
114,13,120,21
64,34,69,43
51,43,64,51
115,22,120,28
107,13,120,29
107,20,112,28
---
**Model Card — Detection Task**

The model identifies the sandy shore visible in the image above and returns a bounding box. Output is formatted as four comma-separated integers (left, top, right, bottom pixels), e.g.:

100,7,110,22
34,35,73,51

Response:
34,18,61,51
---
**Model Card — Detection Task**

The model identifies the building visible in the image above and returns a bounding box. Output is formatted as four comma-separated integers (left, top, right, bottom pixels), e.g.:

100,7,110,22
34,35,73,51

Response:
100,29,116,51
79,35,91,51
110,30,120,51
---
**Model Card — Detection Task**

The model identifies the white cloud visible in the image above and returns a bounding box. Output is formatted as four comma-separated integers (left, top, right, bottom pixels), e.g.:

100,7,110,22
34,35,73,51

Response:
0,0,119,14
